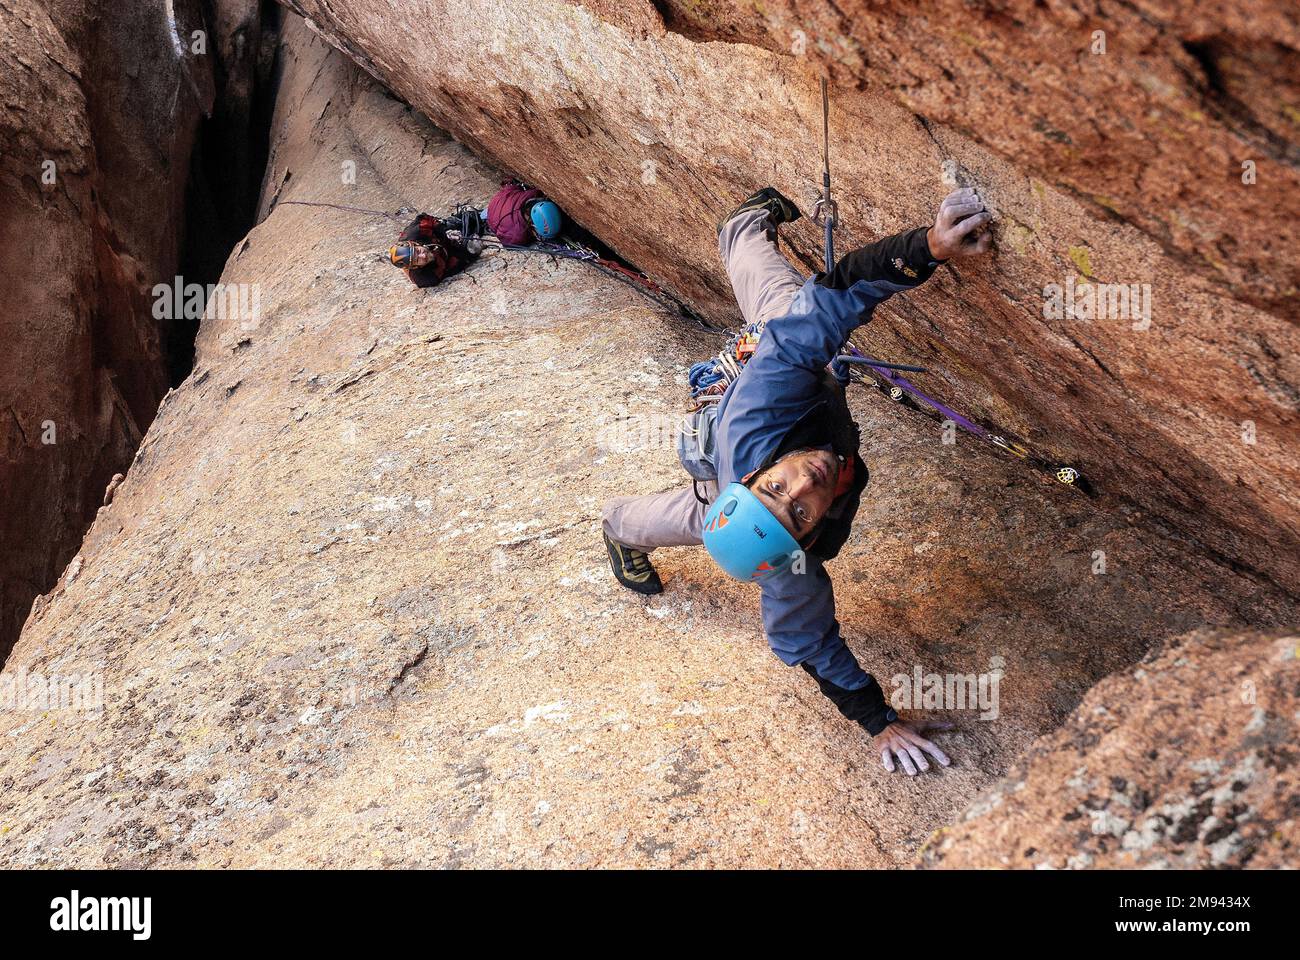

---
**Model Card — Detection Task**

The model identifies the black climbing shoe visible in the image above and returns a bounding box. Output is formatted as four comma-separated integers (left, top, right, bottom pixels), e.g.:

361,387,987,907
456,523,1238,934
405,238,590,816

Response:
718,187,803,235
603,531,664,595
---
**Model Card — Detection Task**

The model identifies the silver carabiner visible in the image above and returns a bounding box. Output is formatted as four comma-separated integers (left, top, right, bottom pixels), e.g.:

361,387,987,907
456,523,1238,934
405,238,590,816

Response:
810,196,838,229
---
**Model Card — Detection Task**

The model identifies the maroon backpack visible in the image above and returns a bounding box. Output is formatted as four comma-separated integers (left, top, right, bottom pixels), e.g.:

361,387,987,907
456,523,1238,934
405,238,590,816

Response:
486,180,544,246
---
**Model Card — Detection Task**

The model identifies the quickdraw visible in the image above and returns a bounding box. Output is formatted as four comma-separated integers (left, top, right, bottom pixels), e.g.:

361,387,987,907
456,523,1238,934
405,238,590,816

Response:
838,343,1093,495
810,77,839,270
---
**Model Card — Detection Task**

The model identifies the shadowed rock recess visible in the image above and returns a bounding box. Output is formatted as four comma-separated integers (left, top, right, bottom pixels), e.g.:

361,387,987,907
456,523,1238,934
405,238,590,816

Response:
0,0,208,664
0,0,277,664
0,8,1296,867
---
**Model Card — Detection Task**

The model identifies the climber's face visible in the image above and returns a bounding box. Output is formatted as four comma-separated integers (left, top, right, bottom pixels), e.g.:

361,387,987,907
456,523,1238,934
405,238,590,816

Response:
751,448,840,540
410,244,435,268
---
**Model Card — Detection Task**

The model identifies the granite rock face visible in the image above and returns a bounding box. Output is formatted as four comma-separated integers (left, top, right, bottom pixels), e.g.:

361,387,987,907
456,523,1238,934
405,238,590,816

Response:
0,18,1293,868
278,0,1300,599
921,629,1300,869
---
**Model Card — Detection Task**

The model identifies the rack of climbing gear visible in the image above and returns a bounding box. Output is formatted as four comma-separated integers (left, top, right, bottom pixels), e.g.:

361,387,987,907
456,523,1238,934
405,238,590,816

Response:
687,315,768,408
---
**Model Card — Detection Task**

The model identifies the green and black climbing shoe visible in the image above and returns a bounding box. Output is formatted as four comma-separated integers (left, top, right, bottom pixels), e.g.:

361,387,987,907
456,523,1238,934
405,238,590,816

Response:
603,531,664,595
717,187,804,235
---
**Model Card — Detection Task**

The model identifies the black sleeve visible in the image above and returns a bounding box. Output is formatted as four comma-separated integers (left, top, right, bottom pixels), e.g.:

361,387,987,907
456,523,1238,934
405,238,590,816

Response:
817,225,941,291
801,662,898,735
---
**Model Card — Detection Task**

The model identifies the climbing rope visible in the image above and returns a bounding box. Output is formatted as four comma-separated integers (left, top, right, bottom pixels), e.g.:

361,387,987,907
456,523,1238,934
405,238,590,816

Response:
501,239,717,330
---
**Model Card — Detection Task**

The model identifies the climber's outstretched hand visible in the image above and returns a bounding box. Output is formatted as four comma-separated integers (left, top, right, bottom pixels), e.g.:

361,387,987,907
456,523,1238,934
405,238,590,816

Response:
926,187,993,259
873,717,954,775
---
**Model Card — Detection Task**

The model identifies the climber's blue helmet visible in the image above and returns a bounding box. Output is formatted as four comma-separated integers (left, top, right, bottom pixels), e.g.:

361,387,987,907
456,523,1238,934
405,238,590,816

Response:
528,199,562,240
701,481,802,582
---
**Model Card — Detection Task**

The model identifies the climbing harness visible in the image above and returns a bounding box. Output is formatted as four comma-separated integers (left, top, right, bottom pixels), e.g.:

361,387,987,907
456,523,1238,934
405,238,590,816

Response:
445,203,486,255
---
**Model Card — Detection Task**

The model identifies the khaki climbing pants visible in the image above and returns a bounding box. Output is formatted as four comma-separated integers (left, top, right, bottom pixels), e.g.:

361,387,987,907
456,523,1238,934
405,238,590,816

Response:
601,208,805,552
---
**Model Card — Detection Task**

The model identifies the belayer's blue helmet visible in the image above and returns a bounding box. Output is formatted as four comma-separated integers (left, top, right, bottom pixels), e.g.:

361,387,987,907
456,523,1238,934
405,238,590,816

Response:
529,200,562,240
701,481,802,582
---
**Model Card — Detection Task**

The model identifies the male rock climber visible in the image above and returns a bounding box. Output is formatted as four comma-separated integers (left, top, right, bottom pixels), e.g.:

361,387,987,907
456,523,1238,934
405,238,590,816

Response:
601,185,992,776
388,211,478,288
484,178,563,246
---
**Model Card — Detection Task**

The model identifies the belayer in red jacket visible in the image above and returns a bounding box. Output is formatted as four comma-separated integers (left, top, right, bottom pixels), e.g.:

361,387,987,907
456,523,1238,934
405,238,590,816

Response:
388,213,478,288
